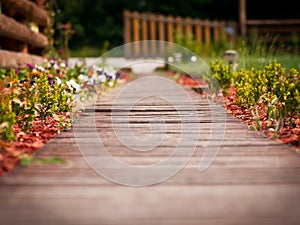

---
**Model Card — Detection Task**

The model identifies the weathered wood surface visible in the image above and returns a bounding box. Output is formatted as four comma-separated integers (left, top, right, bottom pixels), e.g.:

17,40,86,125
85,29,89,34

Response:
0,13,49,48
0,0,49,26
0,49,44,68
0,73,300,225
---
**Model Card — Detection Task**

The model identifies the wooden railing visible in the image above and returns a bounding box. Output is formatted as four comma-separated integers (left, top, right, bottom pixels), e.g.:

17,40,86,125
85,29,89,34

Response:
246,19,300,44
239,1,300,48
0,0,50,68
123,10,238,58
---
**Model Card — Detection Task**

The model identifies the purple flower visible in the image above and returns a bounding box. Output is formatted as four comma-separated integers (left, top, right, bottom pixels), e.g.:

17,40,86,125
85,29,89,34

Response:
48,76,53,85
105,72,113,80
26,63,35,70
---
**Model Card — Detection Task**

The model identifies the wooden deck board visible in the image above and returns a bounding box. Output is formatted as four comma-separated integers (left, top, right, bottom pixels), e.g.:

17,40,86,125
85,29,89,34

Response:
0,73,300,225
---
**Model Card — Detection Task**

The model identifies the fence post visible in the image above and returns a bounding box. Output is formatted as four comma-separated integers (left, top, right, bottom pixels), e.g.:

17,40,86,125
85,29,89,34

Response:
149,13,156,57
220,21,226,42
175,16,183,36
123,10,239,58
167,15,174,43
123,10,131,58
195,19,203,44
141,12,148,57
204,20,211,51
239,0,247,40
158,14,165,56
185,17,193,35
133,11,140,57
213,20,219,42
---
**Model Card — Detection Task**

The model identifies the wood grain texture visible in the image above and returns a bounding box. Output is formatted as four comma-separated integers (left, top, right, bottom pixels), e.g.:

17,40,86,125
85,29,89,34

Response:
0,73,300,225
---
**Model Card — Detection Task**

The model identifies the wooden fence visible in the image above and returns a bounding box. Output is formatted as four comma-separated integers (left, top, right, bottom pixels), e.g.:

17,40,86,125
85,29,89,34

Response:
246,19,300,46
0,0,50,68
239,0,300,50
123,10,238,58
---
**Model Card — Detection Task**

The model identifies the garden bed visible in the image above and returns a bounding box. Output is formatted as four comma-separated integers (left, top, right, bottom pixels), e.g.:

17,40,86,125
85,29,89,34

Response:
0,59,131,176
164,67,300,151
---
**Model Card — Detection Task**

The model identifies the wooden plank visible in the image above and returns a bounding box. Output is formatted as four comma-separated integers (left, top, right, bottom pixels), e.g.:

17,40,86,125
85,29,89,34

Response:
204,20,211,50
185,17,193,35
167,16,174,42
1,73,300,225
13,154,300,169
248,26,300,34
1,0,49,26
132,11,140,56
123,10,131,57
149,13,156,56
239,0,247,39
3,167,300,186
0,14,48,48
175,16,183,35
247,19,300,25
35,0,46,8
213,20,219,42
0,49,44,68
141,13,148,56
220,21,227,41
195,19,203,44
0,185,299,225
158,14,165,56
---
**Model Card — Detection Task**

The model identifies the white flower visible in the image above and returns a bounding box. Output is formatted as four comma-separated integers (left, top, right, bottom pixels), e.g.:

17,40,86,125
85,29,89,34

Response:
54,64,60,70
67,80,81,93
78,74,89,83
37,65,45,72
55,77,62,85
93,65,103,75
98,74,106,83
88,73,98,85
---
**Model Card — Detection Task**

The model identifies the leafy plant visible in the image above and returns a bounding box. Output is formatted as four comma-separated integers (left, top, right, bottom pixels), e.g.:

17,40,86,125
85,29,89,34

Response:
250,105,262,133
206,58,235,95
0,79,16,140
53,113,72,130
234,60,300,132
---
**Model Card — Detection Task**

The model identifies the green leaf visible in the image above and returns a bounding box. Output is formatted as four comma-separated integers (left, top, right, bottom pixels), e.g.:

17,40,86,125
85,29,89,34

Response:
52,113,60,121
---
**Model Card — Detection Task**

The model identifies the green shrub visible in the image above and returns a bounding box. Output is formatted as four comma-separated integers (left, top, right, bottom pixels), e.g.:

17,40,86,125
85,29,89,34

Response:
234,61,300,128
0,63,74,140
205,58,235,95
0,80,16,141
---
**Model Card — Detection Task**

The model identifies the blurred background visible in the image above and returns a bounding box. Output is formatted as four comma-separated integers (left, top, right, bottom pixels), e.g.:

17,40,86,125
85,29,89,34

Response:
55,0,299,56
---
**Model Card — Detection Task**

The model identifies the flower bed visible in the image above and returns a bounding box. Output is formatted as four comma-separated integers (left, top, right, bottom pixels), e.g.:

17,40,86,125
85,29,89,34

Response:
164,59,300,150
0,58,130,175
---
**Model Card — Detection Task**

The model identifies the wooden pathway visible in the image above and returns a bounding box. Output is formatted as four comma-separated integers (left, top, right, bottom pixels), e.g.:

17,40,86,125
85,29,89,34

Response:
1,73,300,225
